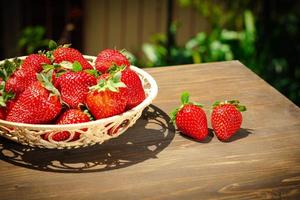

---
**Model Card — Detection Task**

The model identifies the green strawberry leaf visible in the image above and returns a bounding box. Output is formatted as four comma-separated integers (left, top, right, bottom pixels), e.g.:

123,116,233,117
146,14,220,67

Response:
181,92,190,105
84,69,100,78
59,61,73,69
42,64,56,72
48,40,58,50
72,61,82,72
192,101,203,108
108,64,126,75
62,43,72,48
37,71,60,97
212,101,220,109
0,58,22,81
112,71,122,82
237,105,247,112
227,100,240,105
111,81,127,88
83,109,94,121
169,108,179,122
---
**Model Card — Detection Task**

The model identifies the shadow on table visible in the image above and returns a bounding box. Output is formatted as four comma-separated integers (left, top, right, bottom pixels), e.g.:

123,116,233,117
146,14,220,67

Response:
0,104,175,173
226,128,253,142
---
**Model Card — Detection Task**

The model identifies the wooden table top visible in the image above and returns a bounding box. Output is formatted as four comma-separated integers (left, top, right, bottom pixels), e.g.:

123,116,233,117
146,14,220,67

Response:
1,61,300,200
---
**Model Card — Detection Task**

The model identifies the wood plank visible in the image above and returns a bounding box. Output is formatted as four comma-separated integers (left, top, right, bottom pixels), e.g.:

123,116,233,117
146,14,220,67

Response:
124,0,140,52
0,61,300,200
83,0,104,55
107,0,123,49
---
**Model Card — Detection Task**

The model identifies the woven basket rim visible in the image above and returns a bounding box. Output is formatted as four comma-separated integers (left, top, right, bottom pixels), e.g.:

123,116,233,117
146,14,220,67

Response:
0,55,158,130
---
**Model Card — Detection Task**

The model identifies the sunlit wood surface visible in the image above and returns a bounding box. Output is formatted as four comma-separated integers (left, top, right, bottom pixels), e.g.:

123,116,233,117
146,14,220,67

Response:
1,61,300,200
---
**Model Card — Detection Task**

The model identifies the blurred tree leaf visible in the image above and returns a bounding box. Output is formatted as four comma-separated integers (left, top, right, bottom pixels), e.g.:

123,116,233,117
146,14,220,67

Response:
18,26,50,54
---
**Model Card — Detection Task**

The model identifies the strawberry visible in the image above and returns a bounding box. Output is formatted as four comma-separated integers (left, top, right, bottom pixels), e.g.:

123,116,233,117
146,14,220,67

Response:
170,92,208,141
211,100,246,141
6,81,62,124
86,73,127,119
21,54,50,72
55,71,97,108
0,107,5,120
120,69,145,110
43,109,90,141
4,68,37,96
53,47,93,70
4,54,50,95
95,49,130,73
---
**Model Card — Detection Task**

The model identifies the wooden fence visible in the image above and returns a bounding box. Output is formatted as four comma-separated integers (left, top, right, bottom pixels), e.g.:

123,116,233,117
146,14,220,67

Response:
83,0,210,55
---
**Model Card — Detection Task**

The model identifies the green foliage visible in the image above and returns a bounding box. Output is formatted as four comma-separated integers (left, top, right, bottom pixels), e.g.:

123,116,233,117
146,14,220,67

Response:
18,26,50,54
141,0,300,105
141,10,255,67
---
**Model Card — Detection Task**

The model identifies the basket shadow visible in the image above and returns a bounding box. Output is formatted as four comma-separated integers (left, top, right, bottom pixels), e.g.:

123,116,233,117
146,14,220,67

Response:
0,104,175,173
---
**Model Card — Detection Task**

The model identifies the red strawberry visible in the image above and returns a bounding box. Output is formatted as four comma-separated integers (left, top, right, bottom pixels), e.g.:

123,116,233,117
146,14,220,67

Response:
86,75,127,119
5,99,17,114
5,68,37,96
211,100,246,141
121,69,145,110
21,54,51,72
95,49,130,73
55,71,97,108
171,92,208,141
6,81,62,124
53,47,93,70
43,109,90,141
0,107,6,120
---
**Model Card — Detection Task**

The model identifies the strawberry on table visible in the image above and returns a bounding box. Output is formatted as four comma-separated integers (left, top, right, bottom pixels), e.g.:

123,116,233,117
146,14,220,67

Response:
86,72,127,120
43,109,90,142
55,71,97,108
170,92,208,141
53,47,93,70
211,100,246,141
95,49,130,73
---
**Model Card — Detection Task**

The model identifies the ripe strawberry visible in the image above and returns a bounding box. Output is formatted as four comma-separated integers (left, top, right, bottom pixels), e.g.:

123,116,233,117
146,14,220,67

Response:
95,49,130,73
5,68,37,96
86,74,127,119
53,47,93,70
0,107,6,120
43,109,90,141
5,99,17,114
170,92,208,141
121,69,145,110
211,100,246,141
21,54,51,72
55,71,97,108
6,81,62,124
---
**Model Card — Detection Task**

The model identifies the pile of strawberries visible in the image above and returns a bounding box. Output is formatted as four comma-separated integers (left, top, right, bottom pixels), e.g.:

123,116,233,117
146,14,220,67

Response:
0,41,145,141
171,92,246,142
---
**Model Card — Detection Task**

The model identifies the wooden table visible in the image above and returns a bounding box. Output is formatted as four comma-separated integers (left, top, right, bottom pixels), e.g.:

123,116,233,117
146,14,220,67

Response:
1,61,300,200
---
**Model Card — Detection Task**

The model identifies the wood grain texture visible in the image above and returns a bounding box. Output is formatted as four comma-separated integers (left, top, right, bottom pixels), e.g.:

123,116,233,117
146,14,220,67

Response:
83,0,209,55
1,61,300,200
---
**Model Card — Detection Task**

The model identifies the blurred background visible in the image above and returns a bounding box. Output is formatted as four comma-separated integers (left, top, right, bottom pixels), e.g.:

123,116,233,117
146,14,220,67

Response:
0,0,299,105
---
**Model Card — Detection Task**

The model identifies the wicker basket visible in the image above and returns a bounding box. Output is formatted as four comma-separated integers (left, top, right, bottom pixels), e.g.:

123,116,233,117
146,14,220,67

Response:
0,56,158,149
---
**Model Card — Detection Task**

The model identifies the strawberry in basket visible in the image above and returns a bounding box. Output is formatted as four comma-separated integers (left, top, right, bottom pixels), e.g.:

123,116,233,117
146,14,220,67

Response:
87,72,128,119
6,80,62,124
53,61,97,109
95,49,130,73
5,54,50,96
43,109,90,142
